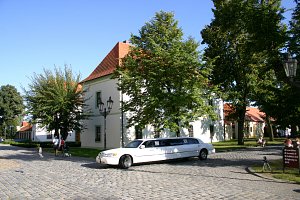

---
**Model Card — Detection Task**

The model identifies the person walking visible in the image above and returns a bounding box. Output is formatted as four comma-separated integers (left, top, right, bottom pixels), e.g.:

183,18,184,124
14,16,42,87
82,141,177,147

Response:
53,136,59,156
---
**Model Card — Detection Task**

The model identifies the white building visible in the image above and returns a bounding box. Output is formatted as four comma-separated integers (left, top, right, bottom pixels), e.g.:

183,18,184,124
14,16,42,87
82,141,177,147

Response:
16,121,76,142
80,41,224,149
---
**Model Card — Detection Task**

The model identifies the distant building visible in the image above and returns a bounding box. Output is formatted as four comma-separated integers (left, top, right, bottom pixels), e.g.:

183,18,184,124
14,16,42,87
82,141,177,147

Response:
224,103,266,139
16,121,76,142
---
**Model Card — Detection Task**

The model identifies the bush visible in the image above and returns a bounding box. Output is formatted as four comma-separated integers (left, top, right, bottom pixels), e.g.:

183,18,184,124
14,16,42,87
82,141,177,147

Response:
66,141,81,147
7,140,81,149
10,142,39,148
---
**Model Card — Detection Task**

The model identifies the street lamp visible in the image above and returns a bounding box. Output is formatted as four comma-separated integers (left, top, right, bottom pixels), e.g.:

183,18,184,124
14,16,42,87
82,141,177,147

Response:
98,96,113,150
283,53,298,82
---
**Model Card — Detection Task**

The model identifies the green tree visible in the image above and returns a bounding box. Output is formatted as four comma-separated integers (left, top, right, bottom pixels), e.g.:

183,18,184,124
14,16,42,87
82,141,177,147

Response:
115,11,216,137
254,1,300,139
289,1,300,58
201,0,286,144
24,66,87,140
0,85,24,138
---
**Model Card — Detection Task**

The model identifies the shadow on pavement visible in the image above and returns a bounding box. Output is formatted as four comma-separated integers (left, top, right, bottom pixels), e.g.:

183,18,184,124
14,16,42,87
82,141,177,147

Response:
81,162,113,169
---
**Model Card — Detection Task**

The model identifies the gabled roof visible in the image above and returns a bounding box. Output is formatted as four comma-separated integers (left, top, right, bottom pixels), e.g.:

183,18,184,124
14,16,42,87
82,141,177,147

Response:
224,103,265,122
82,41,130,83
245,107,265,122
18,122,32,132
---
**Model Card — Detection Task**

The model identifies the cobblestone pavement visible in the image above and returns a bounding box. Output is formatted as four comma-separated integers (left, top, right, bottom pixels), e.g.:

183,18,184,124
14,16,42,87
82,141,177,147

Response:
0,143,300,200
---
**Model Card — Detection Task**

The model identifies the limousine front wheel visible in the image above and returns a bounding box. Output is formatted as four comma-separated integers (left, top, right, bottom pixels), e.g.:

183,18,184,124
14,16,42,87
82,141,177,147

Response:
119,155,132,169
199,149,208,160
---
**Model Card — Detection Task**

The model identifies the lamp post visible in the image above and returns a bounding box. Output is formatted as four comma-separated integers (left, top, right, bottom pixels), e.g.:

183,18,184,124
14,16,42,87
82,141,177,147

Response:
283,53,299,87
98,96,113,150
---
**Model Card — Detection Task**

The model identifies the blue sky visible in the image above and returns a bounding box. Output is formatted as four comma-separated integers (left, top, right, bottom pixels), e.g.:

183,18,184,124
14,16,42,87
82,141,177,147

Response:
0,0,296,93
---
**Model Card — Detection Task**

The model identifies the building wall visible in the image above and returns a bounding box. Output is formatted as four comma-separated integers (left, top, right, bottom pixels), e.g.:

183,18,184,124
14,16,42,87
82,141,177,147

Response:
224,121,265,140
31,124,76,142
81,76,122,149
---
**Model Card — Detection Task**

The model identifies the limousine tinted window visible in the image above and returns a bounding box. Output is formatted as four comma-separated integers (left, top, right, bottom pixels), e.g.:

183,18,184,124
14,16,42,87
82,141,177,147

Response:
125,140,143,148
187,138,199,144
168,139,183,146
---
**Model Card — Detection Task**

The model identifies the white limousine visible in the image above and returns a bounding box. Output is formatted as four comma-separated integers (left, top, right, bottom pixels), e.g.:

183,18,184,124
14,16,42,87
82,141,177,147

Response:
96,137,215,169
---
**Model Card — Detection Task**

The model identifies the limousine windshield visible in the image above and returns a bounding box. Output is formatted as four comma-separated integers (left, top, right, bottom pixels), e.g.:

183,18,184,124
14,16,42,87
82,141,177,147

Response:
125,140,143,148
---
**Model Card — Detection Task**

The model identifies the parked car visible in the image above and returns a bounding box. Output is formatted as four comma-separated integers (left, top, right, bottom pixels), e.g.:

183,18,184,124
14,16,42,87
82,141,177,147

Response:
0,137,4,142
96,137,215,169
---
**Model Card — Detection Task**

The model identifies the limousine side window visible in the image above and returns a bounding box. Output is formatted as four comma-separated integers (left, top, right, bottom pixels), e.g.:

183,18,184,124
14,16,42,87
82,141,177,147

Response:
187,138,199,144
168,139,184,146
143,140,170,147
159,140,169,147
144,141,155,148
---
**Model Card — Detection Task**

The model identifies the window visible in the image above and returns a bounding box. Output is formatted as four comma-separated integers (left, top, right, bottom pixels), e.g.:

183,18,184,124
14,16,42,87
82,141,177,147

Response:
187,138,199,144
168,139,183,146
95,126,101,142
96,91,101,108
135,126,143,139
210,125,214,139
188,125,194,137
144,141,155,148
47,133,52,139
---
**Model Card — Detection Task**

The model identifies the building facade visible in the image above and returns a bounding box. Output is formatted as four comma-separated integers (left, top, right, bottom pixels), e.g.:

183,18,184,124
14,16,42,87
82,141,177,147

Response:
16,121,76,142
224,103,266,139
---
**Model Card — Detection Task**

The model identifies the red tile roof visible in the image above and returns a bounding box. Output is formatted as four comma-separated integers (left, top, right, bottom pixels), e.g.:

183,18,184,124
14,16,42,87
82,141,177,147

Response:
224,103,265,122
82,42,130,83
18,122,32,132
245,107,265,122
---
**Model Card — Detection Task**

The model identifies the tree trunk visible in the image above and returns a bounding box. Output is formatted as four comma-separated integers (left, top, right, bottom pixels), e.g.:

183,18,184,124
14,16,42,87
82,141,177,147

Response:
54,127,59,138
291,125,297,137
237,106,246,145
266,115,274,141
175,118,180,137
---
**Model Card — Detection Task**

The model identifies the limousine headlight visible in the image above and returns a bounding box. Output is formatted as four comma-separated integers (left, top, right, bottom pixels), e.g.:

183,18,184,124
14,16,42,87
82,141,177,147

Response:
101,152,118,157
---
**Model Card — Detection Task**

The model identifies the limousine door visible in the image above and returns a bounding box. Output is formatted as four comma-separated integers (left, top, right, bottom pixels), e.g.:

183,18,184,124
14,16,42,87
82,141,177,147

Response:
167,138,199,159
134,140,162,163
182,138,200,157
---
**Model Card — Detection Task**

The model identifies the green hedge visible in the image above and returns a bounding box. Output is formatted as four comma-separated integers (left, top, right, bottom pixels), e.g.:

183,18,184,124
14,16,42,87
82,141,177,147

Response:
9,141,81,148
38,141,81,148
10,142,39,148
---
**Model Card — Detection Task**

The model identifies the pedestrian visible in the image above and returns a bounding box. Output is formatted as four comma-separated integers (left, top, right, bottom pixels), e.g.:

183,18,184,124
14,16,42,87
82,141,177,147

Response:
284,137,292,147
38,146,44,158
53,136,59,156
257,136,266,147
60,138,65,153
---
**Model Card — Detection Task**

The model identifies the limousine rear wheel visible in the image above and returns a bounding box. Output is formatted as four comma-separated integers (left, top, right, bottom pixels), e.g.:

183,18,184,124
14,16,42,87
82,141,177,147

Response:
119,155,132,169
199,149,208,160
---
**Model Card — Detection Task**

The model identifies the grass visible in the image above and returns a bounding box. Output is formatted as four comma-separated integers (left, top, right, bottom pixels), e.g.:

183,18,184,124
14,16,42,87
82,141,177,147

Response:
252,159,300,184
213,138,300,184
212,138,285,152
43,147,101,158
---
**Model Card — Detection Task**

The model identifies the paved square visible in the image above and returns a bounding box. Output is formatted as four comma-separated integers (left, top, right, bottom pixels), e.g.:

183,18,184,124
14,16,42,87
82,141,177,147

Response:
0,144,299,199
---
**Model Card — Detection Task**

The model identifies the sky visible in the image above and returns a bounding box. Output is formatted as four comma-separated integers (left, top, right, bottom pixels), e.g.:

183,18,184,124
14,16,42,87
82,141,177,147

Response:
0,0,297,94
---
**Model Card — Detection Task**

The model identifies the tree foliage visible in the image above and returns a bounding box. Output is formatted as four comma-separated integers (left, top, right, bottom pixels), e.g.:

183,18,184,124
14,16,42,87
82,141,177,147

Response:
115,11,216,136
0,85,24,136
24,66,87,139
201,0,286,144
289,1,300,58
